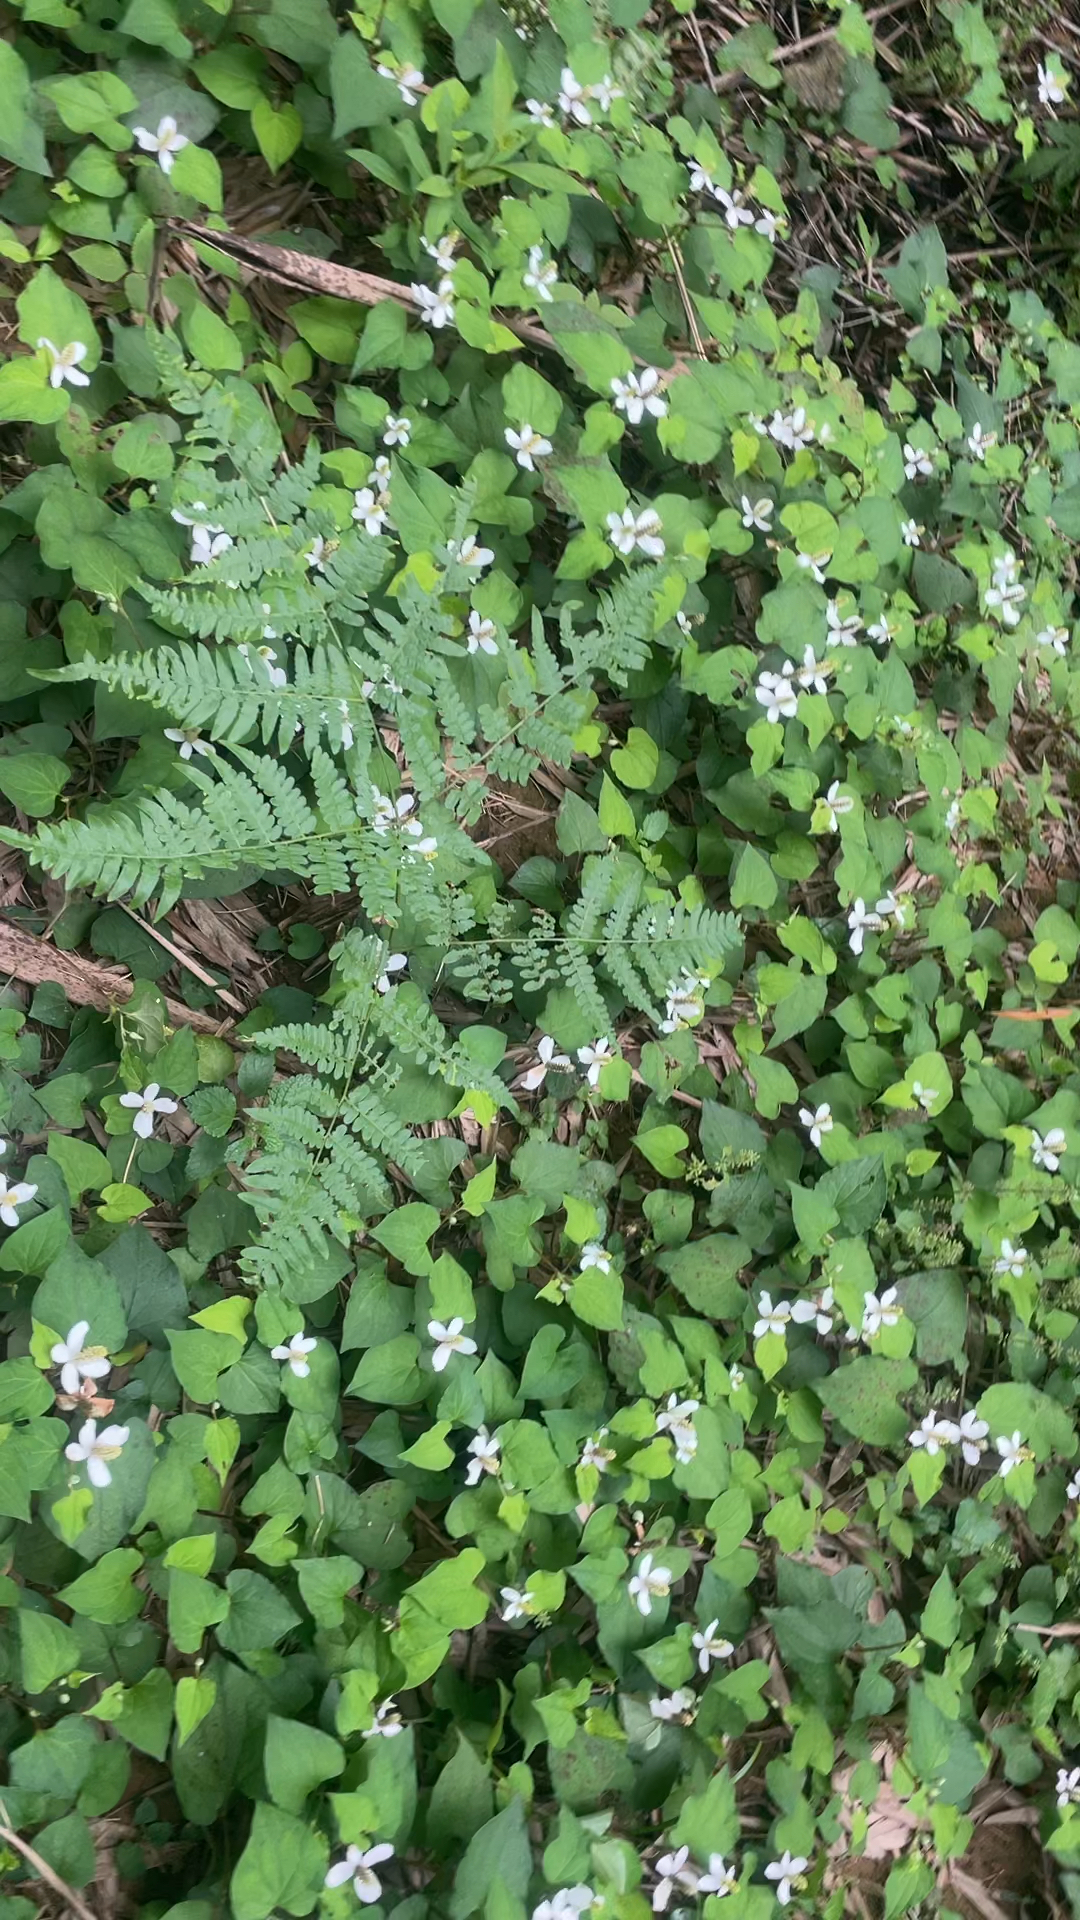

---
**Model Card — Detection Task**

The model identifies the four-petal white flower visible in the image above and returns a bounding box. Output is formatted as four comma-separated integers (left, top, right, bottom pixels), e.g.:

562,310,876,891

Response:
271,1331,317,1378
505,423,553,470
428,1317,478,1371
611,368,667,424
51,1322,111,1397
627,1552,672,1616
133,115,189,173
119,1082,178,1139
37,338,90,389
65,1416,130,1489
324,1842,394,1905
0,1181,36,1227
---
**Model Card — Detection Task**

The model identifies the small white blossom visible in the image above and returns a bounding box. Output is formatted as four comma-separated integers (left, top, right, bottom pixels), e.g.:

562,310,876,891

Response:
861,1288,901,1338
903,441,934,480
1032,1126,1067,1170
505,423,553,470
627,1551,672,1617
375,953,407,994
118,1081,178,1140
994,1238,1028,1279
659,971,708,1033
500,1585,534,1622
462,612,498,659
847,898,881,956
796,548,831,584
421,233,458,272
1038,60,1068,108
699,1856,738,1896
819,781,854,831
900,518,922,547
533,1888,596,1920
364,1700,404,1739
714,186,755,229
352,487,392,536
729,1364,744,1391
370,789,417,834
692,1618,734,1672
755,208,782,241
270,1331,317,1378
996,1430,1027,1477
754,1290,791,1340
958,1409,989,1466
984,576,1026,626
191,525,233,565
741,495,774,532
755,664,799,723
652,1846,699,1914
800,1102,833,1148
132,115,189,173
523,244,558,301
525,97,555,127
427,1317,478,1371
908,1081,937,1111
868,613,896,645
606,506,665,558
765,1853,809,1907
579,1429,615,1473
413,278,456,328
65,1417,130,1490
967,423,995,459
557,67,592,124
909,1411,961,1457
324,1842,394,1905
37,338,90,390
1058,1766,1080,1808
520,1034,572,1090
826,598,863,645
611,368,667,424
687,162,714,194
578,1037,617,1085
579,1242,613,1276
1037,625,1070,657
51,1322,110,1397
377,61,424,104
382,414,411,447
164,728,213,760
768,405,813,452
465,1426,501,1484
797,644,830,694
591,74,622,112
649,1687,696,1722
0,1181,35,1227
446,533,494,572
791,1287,835,1336
306,535,328,570
1068,1476,1080,1501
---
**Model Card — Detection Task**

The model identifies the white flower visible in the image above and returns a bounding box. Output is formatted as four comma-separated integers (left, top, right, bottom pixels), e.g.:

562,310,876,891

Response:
765,1853,809,1907
659,971,708,1033
377,61,424,104
591,73,622,112
791,1287,835,1336
741,495,773,532
500,1585,534,1622
382,414,411,447
1068,1476,1080,1501
241,643,286,688
755,664,799,723
994,1238,1028,1278
729,1364,744,1391
1058,1766,1080,1808
413,279,456,328
533,1888,596,1920
405,834,439,863
799,1102,833,1148
1037,625,1070,657
505,423,553,470
421,233,458,272
753,1290,791,1339
579,1242,613,1277
909,1411,961,1457
714,186,755,229
796,548,831,583
610,368,667,424
118,1082,178,1140
163,727,214,760
755,208,782,241
50,1322,111,1397
523,244,558,301
606,506,666,558
797,644,830,694
908,1081,936,1112
861,1288,901,1337
375,952,407,994
65,1417,130,1489
578,1037,617,1086
352,487,392,536
627,1551,672,1617
996,1430,1027,1477
37,338,90,389
520,1034,572,1090
768,405,813,452
465,1426,501,1484
364,1699,404,1738
868,614,896,645
306,535,328,570
900,518,922,547
958,1409,989,1466
687,162,714,194
557,67,593,124
428,1317,478,1371
132,115,189,173
826,598,863,645
1032,1126,1067,1170
876,890,911,931
655,1393,699,1434
692,1618,735,1671
525,97,555,126
270,1331,317,1378
446,533,494,571
652,1846,699,1913
984,579,1025,626
699,1856,738,1897
819,781,854,831
190,525,233,565
370,789,416,834
649,1687,696,1722
0,1181,35,1227
967,423,995,459
324,1842,394,1905
578,1430,615,1474
1038,61,1068,108
847,898,881,955
903,442,934,480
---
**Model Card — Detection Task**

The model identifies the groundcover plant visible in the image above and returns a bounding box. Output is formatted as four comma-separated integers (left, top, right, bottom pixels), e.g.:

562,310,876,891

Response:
7,0,1080,1916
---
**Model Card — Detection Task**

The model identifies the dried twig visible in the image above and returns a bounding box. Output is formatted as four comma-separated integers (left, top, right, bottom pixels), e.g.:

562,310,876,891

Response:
0,1808,100,1920
0,921,232,1038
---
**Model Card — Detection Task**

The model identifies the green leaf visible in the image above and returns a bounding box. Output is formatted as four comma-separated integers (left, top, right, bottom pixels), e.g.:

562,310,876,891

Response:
230,1802,328,1920
816,1357,918,1445
0,752,70,817
182,304,244,373
921,1568,961,1648
0,43,49,173
19,1606,81,1693
449,1798,532,1919
264,1714,344,1813
609,728,659,790
330,34,397,136
252,98,303,171
654,1235,749,1317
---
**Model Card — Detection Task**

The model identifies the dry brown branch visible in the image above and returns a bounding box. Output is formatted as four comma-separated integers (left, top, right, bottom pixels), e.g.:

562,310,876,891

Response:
0,921,233,1038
